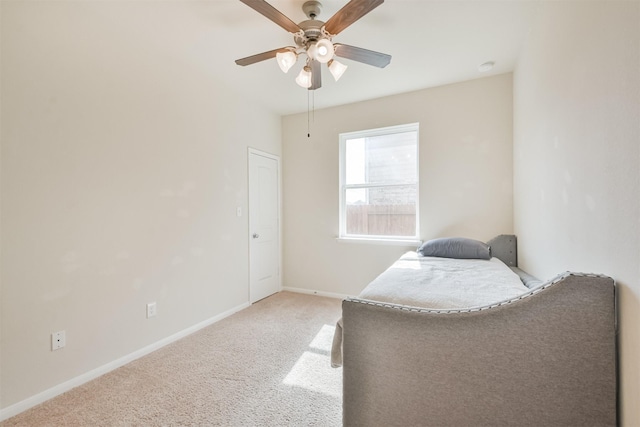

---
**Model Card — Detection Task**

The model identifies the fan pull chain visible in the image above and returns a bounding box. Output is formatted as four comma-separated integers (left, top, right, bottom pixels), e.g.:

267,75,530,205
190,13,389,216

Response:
307,89,315,138
307,90,310,138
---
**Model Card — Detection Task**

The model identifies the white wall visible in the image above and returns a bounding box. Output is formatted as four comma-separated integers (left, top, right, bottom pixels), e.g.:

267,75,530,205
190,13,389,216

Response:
0,1,281,411
513,1,640,424
283,74,514,296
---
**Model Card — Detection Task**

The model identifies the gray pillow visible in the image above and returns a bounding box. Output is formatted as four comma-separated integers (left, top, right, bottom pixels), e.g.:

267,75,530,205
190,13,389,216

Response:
417,237,491,260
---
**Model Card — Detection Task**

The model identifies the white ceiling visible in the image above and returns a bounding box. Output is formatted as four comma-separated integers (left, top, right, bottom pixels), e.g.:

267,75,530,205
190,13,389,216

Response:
156,0,539,115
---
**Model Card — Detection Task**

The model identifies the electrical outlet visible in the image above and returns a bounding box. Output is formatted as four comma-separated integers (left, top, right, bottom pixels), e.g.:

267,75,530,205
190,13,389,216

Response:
52,331,66,351
147,302,157,318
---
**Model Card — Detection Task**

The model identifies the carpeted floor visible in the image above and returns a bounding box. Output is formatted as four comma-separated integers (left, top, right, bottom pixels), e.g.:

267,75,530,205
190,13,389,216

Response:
2,292,344,426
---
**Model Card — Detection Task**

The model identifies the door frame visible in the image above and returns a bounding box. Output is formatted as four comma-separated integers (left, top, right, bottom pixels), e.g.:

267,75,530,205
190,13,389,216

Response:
247,147,282,303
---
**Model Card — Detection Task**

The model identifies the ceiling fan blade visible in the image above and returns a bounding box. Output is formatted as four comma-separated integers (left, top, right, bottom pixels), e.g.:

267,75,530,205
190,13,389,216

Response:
235,47,289,66
323,0,384,36
310,59,322,90
334,43,391,68
239,0,302,34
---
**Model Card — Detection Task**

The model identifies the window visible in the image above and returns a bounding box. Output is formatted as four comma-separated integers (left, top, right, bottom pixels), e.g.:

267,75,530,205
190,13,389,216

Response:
339,123,419,242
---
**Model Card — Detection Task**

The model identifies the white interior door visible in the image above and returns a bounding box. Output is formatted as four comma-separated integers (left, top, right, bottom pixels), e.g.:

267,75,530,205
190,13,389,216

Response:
248,149,280,303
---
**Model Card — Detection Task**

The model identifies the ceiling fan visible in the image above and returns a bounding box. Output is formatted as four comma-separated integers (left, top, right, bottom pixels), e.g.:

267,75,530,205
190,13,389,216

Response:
235,0,391,90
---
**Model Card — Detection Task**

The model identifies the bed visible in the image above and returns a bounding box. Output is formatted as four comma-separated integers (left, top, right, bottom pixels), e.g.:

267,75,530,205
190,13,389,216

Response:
333,235,616,427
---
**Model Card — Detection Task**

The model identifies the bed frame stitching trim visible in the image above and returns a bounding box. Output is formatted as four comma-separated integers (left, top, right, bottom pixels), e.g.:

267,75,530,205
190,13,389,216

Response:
347,272,610,314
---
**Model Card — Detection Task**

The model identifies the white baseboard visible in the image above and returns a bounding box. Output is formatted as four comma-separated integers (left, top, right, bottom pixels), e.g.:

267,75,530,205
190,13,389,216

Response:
0,301,251,422
282,286,352,300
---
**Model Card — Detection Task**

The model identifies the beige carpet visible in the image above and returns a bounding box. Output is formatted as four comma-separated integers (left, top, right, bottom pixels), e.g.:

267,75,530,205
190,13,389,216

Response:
3,292,343,426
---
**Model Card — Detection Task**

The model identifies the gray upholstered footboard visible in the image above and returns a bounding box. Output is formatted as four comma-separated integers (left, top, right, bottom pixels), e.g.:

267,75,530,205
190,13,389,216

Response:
342,273,616,427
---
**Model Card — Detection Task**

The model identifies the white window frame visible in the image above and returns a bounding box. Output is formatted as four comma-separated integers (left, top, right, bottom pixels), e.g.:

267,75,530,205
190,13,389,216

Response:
338,123,420,244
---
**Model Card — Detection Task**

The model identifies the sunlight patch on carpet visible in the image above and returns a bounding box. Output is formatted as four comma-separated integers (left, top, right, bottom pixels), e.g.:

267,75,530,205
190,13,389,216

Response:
309,324,336,353
283,324,341,398
283,351,341,398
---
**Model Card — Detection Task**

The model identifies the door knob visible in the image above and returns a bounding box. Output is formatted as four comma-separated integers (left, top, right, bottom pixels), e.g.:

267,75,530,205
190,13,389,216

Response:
252,233,259,239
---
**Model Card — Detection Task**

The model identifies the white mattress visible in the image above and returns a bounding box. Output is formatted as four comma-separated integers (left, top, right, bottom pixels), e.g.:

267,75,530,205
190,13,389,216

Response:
358,252,529,310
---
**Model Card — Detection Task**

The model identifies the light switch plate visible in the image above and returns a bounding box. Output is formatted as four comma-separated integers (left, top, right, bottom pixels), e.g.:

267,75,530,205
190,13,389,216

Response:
147,302,157,318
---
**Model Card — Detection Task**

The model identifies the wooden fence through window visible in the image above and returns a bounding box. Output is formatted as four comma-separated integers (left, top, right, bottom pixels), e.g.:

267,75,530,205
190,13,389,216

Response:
346,204,416,236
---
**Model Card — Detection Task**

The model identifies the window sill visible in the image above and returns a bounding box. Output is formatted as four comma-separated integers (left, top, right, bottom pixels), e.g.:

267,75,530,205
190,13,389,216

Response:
336,236,422,247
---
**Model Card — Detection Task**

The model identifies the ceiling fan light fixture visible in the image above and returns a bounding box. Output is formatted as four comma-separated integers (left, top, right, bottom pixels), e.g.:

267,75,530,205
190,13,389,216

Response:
276,49,297,73
315,39,334,63
295,66,313,88
328,59,347,81
235,0,392,91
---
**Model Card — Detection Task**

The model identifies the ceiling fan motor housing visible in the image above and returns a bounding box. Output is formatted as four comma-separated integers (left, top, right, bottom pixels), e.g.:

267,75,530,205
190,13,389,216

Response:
295,1,327,48
295,20,326,47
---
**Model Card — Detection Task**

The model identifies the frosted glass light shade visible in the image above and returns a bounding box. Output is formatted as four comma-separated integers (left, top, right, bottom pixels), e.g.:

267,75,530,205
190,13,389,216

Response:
315,39,334,63
306,43,318,61
328,59,347,81
276,50,297,73
295,66,312,88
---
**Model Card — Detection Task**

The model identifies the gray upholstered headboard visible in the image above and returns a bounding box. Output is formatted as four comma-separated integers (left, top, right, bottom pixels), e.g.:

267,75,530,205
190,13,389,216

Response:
487,234,517,267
